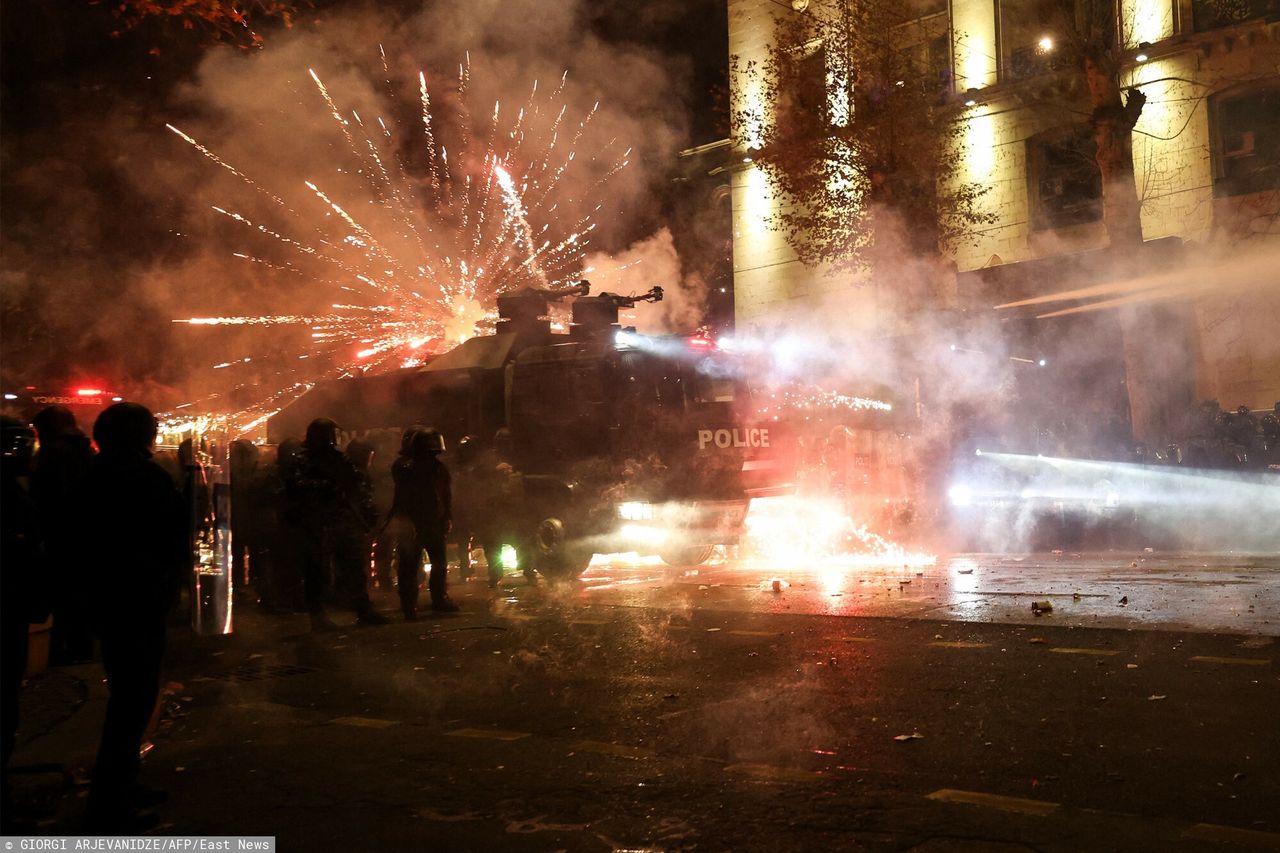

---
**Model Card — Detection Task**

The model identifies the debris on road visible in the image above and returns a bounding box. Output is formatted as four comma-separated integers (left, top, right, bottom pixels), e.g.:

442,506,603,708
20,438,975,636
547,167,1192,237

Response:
1118,596,1129,607
1148,694,1167,701
893,732,925,741
1031,600,1053,615
1029,638,1046,644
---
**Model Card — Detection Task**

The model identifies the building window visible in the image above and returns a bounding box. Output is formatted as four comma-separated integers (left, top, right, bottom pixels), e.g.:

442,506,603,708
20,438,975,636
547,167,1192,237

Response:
998,0,1111,83
1212,82,1280,197
1193,0,1280,32
795,45,828,127
1027,126,1103,230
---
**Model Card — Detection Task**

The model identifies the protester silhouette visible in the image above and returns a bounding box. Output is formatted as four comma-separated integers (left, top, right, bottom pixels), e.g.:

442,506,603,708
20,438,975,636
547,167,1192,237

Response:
30,406,95,665
80,403,186,832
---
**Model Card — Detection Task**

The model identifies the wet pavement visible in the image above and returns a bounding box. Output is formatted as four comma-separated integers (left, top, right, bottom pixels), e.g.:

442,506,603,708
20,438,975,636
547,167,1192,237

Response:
574,551,1280,635
6,552,1278,850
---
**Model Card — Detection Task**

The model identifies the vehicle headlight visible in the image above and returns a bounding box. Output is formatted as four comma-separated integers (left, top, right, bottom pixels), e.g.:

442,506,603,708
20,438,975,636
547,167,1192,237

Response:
618,501,655,521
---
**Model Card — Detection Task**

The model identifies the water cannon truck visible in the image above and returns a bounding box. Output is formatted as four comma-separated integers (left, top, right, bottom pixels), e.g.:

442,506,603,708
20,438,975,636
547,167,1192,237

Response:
269,282,790,577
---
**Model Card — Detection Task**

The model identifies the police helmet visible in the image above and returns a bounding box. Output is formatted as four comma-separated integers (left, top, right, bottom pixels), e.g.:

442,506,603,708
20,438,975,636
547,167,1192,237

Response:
346,438,375,469
304,418,340,451
400,424,427,455
412,428,446,456
457,434,479,463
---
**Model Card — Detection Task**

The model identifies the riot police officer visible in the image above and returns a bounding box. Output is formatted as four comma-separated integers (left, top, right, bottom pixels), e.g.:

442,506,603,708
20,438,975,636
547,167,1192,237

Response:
286,418,372,630
392,429,455,616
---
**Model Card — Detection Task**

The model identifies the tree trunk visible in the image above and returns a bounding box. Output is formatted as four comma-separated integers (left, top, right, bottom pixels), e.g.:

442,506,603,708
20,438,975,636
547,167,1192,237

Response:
1084,51,1194,447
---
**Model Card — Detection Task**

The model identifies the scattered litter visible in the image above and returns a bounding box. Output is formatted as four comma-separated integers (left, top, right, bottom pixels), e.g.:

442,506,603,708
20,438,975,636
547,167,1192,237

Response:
933,634,944,640
1073,592,1081,602
706,628,721,632
1028,638,1046,645
915,572,924,577
1148,694,1167,701
1233,772,1247,782
174,766,186,772
893,732,925,742
697,585,708,591
1052,549,1063,555
1031,600,1053,615
771,579,783,593
899,579,911,585
1144,547,1154,553
1129,561,1139,568
957,568,973,575
1118,596,1129,607
1126,664,1138,669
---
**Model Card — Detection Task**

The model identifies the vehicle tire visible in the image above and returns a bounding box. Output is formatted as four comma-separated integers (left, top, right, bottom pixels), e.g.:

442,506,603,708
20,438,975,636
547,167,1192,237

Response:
533,517,593,580
659,544,715,568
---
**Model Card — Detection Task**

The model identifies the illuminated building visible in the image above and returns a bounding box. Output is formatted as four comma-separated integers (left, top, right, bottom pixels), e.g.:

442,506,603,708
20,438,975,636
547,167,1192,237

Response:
729,0,1280,415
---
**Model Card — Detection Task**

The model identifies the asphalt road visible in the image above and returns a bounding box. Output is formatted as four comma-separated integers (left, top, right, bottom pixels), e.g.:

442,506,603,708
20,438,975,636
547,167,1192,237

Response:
9,553,1280,851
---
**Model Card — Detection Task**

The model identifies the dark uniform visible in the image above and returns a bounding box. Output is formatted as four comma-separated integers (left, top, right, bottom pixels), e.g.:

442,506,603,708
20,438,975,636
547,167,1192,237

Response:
286,419,365,630
30,406,95,664
80,404,186,832
391,430,454,616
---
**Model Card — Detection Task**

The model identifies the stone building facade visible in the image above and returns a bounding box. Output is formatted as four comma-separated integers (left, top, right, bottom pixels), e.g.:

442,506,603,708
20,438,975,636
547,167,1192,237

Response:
728,0,1280,414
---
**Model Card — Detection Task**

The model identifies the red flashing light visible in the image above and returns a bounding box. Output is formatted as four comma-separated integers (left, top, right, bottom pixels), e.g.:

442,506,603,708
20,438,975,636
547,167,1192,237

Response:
687,336,715,349
76,388,106,396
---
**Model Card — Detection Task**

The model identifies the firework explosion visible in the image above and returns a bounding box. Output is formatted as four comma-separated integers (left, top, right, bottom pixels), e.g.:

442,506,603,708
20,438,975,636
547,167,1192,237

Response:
754,384,893,419
165,52,628,436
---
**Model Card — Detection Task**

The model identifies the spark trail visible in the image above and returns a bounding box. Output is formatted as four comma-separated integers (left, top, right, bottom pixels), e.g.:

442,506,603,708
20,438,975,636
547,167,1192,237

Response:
166,57,626,436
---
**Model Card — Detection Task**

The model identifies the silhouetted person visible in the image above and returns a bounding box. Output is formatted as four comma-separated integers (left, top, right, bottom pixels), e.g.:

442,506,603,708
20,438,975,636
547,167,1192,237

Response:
1,416,43,830
286,419,367,630
333,439,387,625
391,428,454,617
260,439,304,612
81,403,186,832
30,405,95,665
